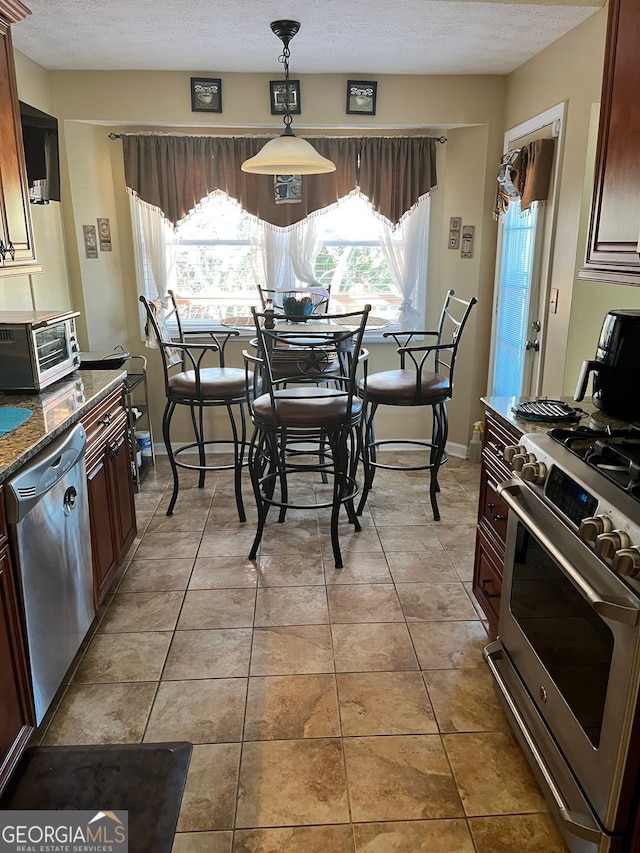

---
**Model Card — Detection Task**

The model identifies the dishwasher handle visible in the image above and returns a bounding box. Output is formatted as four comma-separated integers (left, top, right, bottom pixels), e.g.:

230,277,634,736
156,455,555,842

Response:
5,423,87,523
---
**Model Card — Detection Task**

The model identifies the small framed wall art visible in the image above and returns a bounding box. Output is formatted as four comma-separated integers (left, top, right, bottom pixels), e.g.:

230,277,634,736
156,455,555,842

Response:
448,217,461,250
83,224,98,259
97,217,112,252
461,225,475,259
191,77,222,112
346,80,377,115
270,80,301,115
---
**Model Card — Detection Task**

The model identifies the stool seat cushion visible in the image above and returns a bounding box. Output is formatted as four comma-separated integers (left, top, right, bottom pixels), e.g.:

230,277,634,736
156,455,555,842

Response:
253,386,362,427
168,367,247,401
359,369,450,405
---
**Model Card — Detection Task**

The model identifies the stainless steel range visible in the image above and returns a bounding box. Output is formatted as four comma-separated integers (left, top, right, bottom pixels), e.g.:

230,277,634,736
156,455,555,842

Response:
484,425,640,853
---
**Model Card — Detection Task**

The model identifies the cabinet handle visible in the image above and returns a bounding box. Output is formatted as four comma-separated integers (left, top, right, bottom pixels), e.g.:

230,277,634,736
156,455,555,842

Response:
0,240,5,260
7,241,15,261
98,412,112,428
487,502,506,523
481,578,500,600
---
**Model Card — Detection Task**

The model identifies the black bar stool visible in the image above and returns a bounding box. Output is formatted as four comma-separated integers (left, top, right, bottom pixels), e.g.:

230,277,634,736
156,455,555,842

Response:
140,292,250,520
357,289,477,521
243,304,371,568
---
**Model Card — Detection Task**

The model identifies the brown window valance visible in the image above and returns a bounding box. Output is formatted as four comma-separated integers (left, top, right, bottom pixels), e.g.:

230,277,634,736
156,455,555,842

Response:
121,133,438,229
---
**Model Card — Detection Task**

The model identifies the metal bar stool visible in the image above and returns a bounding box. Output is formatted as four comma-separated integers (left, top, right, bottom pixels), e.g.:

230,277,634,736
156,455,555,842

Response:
357,289,477,521
243,304,371,568
140,292,250,520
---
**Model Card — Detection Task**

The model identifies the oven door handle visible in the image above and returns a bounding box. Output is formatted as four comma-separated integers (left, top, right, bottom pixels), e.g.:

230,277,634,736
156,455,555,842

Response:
484,641,604,844
499,479,640,627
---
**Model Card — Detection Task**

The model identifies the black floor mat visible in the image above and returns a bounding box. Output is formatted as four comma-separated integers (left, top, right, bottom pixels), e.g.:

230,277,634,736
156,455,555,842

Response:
0,742,192,853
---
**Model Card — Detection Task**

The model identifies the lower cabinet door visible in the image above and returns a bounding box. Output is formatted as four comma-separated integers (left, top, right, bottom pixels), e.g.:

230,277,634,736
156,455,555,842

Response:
472,529,503,633
86,456,118,609
109,432,136,562
86,430,137,609
0,546,34,796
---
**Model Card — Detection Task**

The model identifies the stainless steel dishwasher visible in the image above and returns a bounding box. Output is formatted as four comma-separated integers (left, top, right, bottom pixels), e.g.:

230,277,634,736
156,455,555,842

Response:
5,422,94,724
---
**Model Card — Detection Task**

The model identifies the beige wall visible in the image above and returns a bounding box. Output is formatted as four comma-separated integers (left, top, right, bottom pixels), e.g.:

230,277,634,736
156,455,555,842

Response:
503,4,640,397
10,51,71,312
11,14,625,453
13,67,505,451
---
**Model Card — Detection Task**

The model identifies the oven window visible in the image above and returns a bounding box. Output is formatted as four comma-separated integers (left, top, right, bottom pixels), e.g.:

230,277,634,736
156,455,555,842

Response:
35,325,70,371
511,523,614,747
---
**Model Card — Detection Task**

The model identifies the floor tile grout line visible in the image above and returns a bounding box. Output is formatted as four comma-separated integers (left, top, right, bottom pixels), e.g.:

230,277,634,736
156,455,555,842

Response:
42,460,555,846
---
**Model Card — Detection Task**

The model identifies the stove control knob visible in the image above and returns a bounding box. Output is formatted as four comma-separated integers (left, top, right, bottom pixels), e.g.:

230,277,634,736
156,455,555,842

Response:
504,444,526,464
579,515,613,542
612,547,640,578
595,530,632,559
521,461,548,485
512,452,536,473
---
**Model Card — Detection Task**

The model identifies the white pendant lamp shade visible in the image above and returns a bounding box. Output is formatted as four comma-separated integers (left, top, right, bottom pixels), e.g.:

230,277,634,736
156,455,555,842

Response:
241,133,336,175
241,19,336,176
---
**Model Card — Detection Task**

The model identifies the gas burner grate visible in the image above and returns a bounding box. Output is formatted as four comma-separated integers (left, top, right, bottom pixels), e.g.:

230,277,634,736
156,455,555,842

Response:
549,425,640,500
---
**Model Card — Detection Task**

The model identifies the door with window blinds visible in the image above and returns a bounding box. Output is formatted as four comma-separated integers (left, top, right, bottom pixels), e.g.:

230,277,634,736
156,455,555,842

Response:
488,108,560,399
490,200,543,397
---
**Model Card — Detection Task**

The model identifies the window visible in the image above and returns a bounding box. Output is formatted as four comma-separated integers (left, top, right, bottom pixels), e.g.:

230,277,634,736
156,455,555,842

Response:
139,191,429,329
313,195,401,322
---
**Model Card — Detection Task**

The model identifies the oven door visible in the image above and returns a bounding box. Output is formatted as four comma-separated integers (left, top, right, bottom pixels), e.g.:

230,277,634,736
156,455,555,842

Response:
496,478,640,834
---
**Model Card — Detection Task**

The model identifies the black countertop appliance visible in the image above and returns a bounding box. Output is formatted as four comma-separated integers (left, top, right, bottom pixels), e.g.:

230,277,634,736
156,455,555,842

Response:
574,308,640,422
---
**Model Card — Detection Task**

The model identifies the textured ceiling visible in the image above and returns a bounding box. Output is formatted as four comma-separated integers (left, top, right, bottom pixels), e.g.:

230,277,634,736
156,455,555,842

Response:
12,0,602,76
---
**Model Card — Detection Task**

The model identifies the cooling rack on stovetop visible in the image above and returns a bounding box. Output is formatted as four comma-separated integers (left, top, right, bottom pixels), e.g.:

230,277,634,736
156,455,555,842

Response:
511,399,586,423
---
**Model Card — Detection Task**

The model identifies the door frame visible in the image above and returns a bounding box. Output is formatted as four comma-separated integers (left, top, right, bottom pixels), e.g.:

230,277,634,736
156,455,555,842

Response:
488,101,566,397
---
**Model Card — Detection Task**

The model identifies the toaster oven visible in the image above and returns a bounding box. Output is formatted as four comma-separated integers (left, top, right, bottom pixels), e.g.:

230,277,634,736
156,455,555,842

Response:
0,310,81,392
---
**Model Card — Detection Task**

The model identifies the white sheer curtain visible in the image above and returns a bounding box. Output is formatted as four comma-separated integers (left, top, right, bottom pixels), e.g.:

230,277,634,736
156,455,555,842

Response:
290,216,330,301
377,195,431,328
128,191,177,300
254,226,293,292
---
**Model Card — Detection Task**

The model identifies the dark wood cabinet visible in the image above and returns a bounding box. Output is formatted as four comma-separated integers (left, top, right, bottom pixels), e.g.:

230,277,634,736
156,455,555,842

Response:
0,486,34,798
472,412,520,634
82,386,136,608
580,0,640,284
0,1,38,275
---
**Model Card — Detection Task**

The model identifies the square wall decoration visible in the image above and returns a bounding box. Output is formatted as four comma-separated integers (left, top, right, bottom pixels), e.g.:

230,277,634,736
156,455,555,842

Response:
346,80,377,115
191,77,222,112
270,80,301,115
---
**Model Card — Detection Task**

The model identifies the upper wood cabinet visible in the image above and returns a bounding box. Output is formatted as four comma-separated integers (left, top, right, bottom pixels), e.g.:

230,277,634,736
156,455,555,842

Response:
0,0,39,275
580,0,640,285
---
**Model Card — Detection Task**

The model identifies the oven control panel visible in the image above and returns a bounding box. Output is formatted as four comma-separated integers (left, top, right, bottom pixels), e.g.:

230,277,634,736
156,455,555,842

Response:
504,436,640,582
545,466,598,527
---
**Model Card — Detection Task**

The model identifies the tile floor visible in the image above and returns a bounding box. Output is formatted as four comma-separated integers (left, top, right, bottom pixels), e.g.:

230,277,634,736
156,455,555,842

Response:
33,453,569,852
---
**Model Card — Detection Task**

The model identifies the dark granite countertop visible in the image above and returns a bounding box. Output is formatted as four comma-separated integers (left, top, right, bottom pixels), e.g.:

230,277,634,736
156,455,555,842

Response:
482,395,635,437
0,369,126,483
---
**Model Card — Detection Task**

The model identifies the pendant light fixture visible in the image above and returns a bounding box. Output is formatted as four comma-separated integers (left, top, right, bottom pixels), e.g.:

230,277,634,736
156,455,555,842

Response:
241,20,336,175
